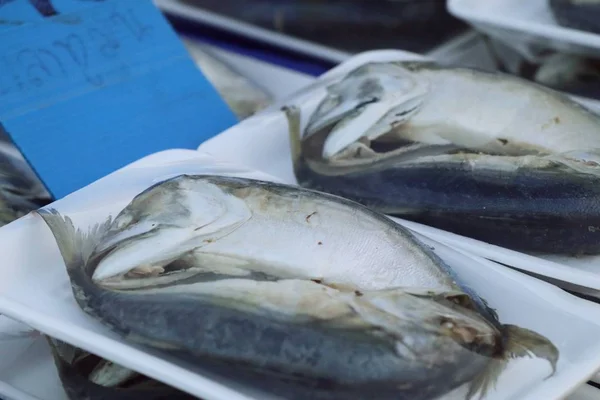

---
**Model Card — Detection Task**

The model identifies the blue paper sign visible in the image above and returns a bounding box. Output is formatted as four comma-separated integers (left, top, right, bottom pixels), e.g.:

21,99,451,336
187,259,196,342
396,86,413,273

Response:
0,0,237,199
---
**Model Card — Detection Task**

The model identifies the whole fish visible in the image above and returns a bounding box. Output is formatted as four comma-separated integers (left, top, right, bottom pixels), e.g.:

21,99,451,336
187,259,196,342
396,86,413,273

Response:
550,0,600,34
46,336,197,399
182,39,272,120
37,174,557,400
284,61,600,255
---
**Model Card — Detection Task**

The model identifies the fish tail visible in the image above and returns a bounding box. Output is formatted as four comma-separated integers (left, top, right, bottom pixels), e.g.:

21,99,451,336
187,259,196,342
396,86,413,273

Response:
281,105,303,166
36,208,113,271
36,208,114,311
466,324,558,400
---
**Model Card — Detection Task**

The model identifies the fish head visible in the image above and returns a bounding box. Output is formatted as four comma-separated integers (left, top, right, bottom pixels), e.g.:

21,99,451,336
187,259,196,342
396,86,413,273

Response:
348,288,502,375
374,290,501,354
304,62,430,159
434,302,501,356
91,175,252,282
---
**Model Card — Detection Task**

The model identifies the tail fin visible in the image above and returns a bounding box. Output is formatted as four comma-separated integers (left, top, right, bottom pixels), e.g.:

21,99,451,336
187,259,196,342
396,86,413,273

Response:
467,324,559,399
282,105,303,167
36,208,113,271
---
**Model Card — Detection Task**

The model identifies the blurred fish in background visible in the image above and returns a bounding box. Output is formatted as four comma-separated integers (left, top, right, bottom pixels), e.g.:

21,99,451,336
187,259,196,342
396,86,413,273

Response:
0,126,51,227
181,38,273,120
531,53,600,100
178,0,469,54
482,38,600,101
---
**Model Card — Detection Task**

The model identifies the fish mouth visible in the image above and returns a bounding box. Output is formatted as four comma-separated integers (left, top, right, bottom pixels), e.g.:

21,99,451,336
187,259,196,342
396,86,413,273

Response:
305,96,379,140
91,222,169,282
91,206,252,282
304,62,429,160
96,221,159,255
91,222,211,283
323,95,426,160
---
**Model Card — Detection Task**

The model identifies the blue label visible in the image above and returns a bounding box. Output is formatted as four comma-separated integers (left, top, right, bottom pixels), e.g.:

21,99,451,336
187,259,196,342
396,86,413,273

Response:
0,0,238,199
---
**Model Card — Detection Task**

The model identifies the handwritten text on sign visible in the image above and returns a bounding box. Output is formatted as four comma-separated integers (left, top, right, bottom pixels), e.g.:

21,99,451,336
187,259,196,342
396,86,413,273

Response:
0,2,177,118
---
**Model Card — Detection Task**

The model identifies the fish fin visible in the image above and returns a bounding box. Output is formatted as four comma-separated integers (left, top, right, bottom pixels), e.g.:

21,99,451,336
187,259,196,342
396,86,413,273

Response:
466,324,558,399
281,105,303,167
478,296,500,324
500,324,558,376
465,357,504,400
36,208,113,270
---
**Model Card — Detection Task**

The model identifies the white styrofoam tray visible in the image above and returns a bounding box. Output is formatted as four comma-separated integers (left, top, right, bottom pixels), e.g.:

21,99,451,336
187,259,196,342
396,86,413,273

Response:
2,144,600,400
0,316,66,400
448,0,600,62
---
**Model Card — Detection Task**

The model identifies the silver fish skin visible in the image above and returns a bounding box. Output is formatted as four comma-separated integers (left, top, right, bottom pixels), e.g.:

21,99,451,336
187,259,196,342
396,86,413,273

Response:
284,60,600,255
182,39,272,120
550,0,600,34
46,336,197,400
38,175,557,400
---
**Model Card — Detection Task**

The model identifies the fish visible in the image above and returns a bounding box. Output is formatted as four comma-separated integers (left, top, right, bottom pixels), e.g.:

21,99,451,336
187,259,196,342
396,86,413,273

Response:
476,38,600,101
45,336,197,399
182,39,272,120
283,60,600,255
549,0,600,34
37,174,557,400
531,53,600,100
178,0,467,54
0,129,51,226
